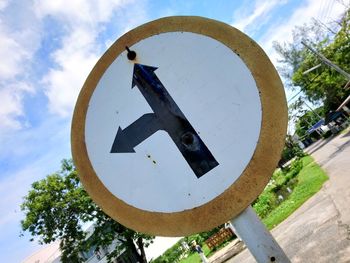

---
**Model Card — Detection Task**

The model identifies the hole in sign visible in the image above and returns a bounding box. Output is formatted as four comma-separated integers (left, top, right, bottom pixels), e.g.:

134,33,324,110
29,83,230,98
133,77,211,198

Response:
181,132,195,146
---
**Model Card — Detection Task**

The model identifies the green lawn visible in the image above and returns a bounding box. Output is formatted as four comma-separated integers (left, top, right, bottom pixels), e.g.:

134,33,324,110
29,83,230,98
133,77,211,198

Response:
179,244,210,263
262,155,328,229
175,155,329,263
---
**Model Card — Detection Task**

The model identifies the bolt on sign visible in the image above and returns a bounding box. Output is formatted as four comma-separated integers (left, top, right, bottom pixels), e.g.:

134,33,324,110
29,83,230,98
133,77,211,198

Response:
71,16,287,236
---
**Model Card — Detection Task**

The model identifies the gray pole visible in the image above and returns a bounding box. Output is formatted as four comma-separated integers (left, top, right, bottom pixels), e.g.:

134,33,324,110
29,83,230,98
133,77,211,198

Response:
301,41,350,80
230,206,291,263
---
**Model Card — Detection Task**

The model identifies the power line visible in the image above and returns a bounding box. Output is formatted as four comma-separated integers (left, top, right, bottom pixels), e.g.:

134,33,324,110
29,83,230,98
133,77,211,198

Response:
322,0,333,21
287,90,302,103
301,41,350,80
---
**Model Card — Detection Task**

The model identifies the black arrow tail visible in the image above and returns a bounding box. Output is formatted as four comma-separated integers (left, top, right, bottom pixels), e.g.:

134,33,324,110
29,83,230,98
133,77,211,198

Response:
111,113,163,153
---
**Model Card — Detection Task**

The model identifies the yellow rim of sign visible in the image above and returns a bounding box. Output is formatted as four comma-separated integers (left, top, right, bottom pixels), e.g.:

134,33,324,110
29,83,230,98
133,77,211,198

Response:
71,16,287,236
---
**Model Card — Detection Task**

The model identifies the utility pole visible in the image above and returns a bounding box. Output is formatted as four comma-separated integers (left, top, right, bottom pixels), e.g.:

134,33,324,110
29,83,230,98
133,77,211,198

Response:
301,41,350,80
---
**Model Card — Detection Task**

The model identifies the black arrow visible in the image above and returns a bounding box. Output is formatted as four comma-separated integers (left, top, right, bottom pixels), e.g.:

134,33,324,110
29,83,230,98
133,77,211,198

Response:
111,63,219,178
111,113,163,153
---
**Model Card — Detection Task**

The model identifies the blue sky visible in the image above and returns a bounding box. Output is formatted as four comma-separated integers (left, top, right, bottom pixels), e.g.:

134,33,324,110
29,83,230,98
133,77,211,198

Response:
0,0,348,262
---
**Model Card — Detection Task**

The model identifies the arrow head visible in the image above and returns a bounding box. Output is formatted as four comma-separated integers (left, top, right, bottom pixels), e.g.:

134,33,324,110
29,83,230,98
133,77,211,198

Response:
110,127,136,153
132,63,158,89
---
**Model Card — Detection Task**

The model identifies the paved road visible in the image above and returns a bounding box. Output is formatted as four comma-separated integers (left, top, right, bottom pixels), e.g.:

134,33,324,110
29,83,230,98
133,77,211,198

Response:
225,129,350,263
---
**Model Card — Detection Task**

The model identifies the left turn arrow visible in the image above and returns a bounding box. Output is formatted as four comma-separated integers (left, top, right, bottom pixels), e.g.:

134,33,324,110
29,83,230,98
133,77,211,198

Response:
110,113,163,153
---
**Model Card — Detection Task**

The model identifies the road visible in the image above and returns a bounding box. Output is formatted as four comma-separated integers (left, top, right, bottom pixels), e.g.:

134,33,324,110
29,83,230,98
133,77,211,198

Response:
225,129,350,263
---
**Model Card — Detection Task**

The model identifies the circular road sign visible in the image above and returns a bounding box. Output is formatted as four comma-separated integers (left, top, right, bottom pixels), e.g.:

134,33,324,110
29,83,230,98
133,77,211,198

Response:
71,16,287,236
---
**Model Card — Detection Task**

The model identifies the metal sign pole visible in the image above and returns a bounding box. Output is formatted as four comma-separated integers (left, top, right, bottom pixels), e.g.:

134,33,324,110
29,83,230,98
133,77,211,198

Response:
230,206,290,263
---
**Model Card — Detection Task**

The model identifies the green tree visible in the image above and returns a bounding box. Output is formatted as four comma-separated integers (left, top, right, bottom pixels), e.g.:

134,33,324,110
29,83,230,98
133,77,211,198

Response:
274,9,350,113
294,107,324,138
279,134,305,166
20,159,154,263
288,97,324,138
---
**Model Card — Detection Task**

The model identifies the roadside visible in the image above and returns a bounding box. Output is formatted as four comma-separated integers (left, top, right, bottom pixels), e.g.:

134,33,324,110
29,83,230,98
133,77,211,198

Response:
197,155,322,263
226,130,350,262
306,128,350,226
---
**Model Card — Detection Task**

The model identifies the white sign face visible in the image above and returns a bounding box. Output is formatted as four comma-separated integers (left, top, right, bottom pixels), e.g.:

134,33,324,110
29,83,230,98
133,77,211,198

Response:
84,32,261,213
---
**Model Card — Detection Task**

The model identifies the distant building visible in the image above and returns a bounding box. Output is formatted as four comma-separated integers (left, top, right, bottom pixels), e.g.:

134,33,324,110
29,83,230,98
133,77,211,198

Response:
22,242,61,263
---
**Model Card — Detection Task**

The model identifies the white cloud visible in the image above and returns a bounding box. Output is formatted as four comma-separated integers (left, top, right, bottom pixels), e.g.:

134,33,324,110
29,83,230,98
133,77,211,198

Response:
0,0,135,131
34,0,145,117
0,11,41,79
0,4,42,78
0,87,24,130
0,29,29,80
0,82,34,132
232,0,286,33
0,3,42,133
0,0,8,10
42,27,99,116
0,0,149,127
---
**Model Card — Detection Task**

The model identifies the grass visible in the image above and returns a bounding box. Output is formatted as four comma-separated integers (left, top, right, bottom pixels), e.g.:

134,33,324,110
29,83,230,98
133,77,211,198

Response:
170,155,328,263
262,155,328,229
179,244,210,263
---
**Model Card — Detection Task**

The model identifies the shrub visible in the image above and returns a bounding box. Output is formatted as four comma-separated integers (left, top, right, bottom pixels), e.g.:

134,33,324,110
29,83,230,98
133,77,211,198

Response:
253,191,277,218
285,158,303,181
253,158,304,218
